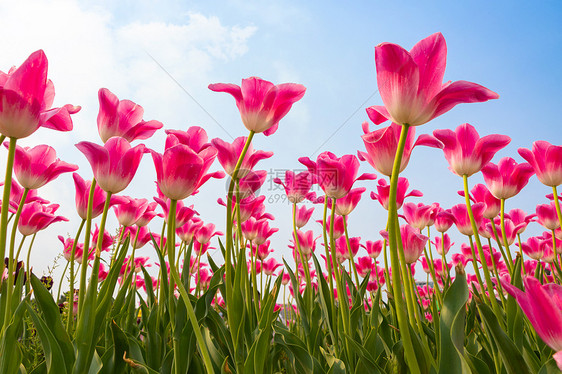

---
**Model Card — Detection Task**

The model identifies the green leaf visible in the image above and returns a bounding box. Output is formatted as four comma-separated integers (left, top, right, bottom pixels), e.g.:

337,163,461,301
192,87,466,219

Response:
0,300,26,374
438,268,470,374
25,301,68,374
99,321,129,374
478,302,531,374
29,274,75,372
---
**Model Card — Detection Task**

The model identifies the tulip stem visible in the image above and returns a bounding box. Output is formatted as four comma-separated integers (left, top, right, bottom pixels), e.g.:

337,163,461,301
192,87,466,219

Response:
386,123,420,374
0,138,16,316
77,180,97,315
463,175,503,324
167,199,214,374
292,203,312,306
342,216,360,288
499,199,514,273
66,219,85,332
553,186,562,230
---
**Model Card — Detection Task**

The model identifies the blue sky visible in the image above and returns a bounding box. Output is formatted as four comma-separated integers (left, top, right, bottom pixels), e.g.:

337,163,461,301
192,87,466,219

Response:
1,0,561,280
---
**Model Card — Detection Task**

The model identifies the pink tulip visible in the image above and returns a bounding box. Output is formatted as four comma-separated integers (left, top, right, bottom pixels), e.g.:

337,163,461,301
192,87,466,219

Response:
381,224,428,264
356,256,374,278
367,32,499,127
92,224,114,252
18,202,68,236
195,223,223,244
452,253,468,267
208,77,306,135
113,196,149,227
59,235,85,263
433,208,456,233
370,177,422,210
518,140,562,187
506,208,536,234
536,203,560,230
151,133,223,201
218,194,271,223
432,233,454,255
358,121,441,176
176,217,203,243
1,180,48,214
194,241,213,256
251,241,273,261
335,236,361,261
318,214,345,240
452,203,485,236
300,152,376,199
402,202,439,230
96,88,162,143
253,220,278,246
126,226,155,249
281,272,291,286
72,173,129,220
502,276,562,370
433,258,452,278
482,157,535,200
76,137,146,194
335,187,366,216
294,205,314,228
0,50,79,139
262,258,282,276
364,239,383,259
517,236,544,261
460,183,501,220
290,230,318,256
432,123,510,177
135,202,161,227
12,144,78,190
211,136,273,177
273,170,313,203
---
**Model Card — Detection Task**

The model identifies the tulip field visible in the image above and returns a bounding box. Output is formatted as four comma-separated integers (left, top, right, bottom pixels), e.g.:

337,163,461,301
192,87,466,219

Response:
1,31,562,374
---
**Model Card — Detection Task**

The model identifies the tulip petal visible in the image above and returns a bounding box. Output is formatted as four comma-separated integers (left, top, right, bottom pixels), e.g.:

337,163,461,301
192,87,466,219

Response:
431,80,499,120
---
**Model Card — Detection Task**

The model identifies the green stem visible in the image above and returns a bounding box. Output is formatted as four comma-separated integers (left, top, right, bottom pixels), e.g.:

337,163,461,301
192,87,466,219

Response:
500,199,514,273
77,180,98,314
67,219,85,332
0,137,16,282
25,234,36,290
553,186,562,231
386,124,420,374
463,175,503,323
167,199,214,374
342,215,361,288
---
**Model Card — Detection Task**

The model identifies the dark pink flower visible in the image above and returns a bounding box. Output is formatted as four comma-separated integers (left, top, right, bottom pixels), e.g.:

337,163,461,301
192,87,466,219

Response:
0,50,79,139
433,208,456,233
13,144,77,190
97,88,162,143
211,136,273,176
195,223,223,244
481,157,535,200
451,203,485,236
290,230,318,256
358,121,441,176
176,217,203,243
432,233,454,255
536,203,560,231
18,202,68,236
209,77,306,135
370,177,422,210
432,123,510,177
72,173,129,220
76,137,146,194
368,32,499,127
460,183,500,220
113,196,150,227
518,140,562,187
364,240,383,259
505,208,536,234
402,202,439,230
381,224,428,264
335,187,366,216
295,205,314,228
518,236,544,261
262,257,282,276
273,170,313,203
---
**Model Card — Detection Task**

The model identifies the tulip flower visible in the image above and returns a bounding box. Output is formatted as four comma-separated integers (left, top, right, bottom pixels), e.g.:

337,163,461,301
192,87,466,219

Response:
208,76,306,135
92,224,114,253
318,215,345,240
460,183,501,220
73,173,129,220
59,236,86,263
370,177,422,210
113,197,150,227
135,202,161,227
364,240,383,259
367,32,499,127
300,152,376,199
97,88,163,143
195,223,224,244
76,137,146,194
12,144,78,190
126,226,155,249
482,157,535,200
211,136,273,177
381,224,428,264
517,236,544,261
452,202,485,236
290,230,318,256
262,258,282,276
356,256,374,278
1,180,48,214
251,241,273,261
273,170,313,203
151,135,223,201
335,236,361,261
0,50,79,139
506,208,536,234
402,202,439,230
18,202,68,236
433,208,456,233
334,187,366,216
294,205,314,228
154,198,198,228
431,123,510,177
432,233,454,255
518,140,562,187
536,203,561,230
176,217,203,243
502,276,562,370
358,122,441,176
